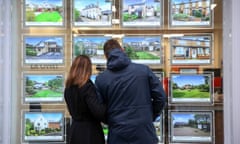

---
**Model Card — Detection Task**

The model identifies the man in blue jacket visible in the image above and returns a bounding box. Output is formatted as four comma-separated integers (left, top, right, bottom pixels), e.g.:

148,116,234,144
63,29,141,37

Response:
95,39,166,144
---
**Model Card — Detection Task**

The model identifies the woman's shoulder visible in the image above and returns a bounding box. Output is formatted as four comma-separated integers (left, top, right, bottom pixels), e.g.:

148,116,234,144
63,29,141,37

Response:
66,80,94,89
85,80,95,88
64,81,96,96
81,80,96,91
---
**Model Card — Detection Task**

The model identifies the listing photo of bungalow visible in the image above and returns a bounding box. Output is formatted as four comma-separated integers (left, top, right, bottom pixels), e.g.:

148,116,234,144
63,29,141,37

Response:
122,0,162,27
170,35,212,65
24,74,64,103
170,111,213,143
23,112,64,142
24,36,64,64
170,74,212,104
73,0,112,26
122,36,162,64
24,0,64,26
170,0,212,27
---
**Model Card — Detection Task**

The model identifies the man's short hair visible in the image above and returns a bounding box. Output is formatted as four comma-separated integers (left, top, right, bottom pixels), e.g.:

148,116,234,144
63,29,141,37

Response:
103,39,122,58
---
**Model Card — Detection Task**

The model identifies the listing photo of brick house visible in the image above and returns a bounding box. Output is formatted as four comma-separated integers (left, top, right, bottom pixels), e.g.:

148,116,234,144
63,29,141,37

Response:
170,0,212,27
23,112,64,142
170,35,212,64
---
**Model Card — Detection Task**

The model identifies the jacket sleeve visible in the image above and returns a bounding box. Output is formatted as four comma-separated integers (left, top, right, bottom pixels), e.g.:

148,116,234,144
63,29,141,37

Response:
95,75,106,104
148,68,166,120
85,83,107,123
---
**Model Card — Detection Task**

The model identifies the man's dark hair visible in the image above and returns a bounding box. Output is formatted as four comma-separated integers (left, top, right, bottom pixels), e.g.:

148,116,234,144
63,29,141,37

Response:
103,39,122,58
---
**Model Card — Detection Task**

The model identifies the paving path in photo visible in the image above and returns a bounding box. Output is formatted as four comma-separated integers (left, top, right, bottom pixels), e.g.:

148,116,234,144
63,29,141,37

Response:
174,127,210,136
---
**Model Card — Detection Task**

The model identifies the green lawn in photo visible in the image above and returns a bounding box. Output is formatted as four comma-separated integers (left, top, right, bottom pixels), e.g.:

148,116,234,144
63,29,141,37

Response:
135,51,159,59
103,128,108,135
156,128,161,136
25,117,62,136
34,11,62,22
123,13,138,21
30,89,62,98
173,89,209,98
26,47,37,56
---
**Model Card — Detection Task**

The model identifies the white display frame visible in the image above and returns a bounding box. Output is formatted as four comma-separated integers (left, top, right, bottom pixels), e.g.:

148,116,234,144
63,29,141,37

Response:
22,0,66,27
122,34,163,65
153,70,164,88
168,110,215,143
169,33,214,65
72,0,113,27
153,111,165,144
21,110,65,143
153,70,164,81
168,72,214,105
121,0,164,28
22,72,65,104
22,34,66,66
168,0,214,29
72,34,112,64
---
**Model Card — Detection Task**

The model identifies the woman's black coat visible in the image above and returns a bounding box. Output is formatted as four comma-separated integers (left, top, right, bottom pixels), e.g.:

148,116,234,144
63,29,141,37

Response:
64,80,106,144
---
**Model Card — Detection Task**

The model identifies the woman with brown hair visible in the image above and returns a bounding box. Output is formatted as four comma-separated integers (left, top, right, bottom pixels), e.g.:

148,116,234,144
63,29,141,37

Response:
64,55,106,144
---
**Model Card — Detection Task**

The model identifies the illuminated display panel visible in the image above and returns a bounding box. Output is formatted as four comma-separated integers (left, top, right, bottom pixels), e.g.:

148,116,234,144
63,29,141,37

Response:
90,74,97,84
169,110,214,143
121,0,163,27
23,111,65,142
169,73,213,105
153,71,164,82
73,35,111,64
73,0,112,27
170,34,212,65
23,35,64,64
154,113,164,143
169,0,213,28
23,0,65,27
23,74,64,103
122,35,163,65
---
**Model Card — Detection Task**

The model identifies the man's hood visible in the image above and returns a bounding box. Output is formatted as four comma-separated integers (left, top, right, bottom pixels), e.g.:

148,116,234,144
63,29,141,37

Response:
107,48,131,71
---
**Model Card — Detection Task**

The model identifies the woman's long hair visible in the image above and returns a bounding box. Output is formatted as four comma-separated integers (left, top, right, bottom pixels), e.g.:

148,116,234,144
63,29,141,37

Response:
65,55,92,88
